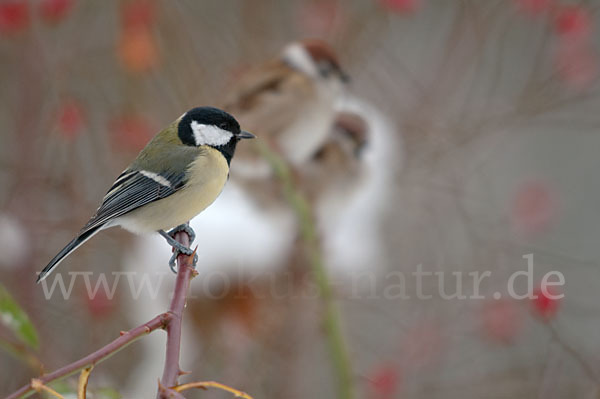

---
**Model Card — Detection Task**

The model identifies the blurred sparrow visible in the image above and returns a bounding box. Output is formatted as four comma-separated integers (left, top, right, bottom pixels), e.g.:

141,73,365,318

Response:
221,38,349,177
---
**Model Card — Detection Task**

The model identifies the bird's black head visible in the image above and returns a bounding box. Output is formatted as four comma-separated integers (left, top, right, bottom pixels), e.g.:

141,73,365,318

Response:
178,106,255,165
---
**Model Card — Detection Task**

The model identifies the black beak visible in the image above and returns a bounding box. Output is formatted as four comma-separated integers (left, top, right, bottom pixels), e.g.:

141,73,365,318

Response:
237,131,256,139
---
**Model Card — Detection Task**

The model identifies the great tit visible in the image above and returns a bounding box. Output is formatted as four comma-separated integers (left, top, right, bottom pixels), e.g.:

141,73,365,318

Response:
37,106,255,283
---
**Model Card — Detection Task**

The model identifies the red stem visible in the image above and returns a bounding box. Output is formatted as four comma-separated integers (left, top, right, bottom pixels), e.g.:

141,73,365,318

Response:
157,230,196,398
5,228,196,399
5,313,171,399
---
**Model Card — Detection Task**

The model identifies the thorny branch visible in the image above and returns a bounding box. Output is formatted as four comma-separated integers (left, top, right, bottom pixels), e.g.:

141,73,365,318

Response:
5,229,250,399
157,231,197,399
6,313,170,399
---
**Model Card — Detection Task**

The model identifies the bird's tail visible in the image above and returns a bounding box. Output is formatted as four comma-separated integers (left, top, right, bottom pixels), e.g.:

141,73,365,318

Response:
37,226,103,283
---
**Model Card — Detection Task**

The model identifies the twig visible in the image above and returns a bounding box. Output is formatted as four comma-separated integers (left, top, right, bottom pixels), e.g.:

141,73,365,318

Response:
257,142,355,399
5,313,171,399
30,380,64,399
173,380,253,398
157,381,187,399
77,366,93,399
157,231,198,398
5,228,200,399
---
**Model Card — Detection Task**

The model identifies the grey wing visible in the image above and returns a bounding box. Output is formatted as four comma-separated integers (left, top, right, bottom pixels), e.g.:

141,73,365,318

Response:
81,169,186,233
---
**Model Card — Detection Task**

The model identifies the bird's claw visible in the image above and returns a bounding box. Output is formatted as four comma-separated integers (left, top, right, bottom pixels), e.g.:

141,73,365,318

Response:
168,246,198,273
158,225,198,273
167,223,196,244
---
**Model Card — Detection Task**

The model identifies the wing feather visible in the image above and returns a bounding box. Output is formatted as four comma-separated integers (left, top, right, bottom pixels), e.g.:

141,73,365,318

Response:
81,170,186,233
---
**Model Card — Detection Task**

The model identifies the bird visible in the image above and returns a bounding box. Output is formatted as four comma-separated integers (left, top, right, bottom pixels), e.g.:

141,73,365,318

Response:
37,106,255,283
131,95,398,279
221,39,349,179
120,94,400,399
314,95,400,275
301,110,369,202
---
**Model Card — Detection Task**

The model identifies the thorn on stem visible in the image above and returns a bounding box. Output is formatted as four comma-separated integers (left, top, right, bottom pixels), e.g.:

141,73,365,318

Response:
157,379,167,392
31,378,65,398
159,312,173,329
30,379,42,391
157,380,186,399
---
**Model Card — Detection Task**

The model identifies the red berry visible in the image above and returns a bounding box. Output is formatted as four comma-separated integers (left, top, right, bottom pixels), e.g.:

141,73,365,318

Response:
84,286,116,318
369,363,400,398
297,1,343,36
513,0,552,16
555,6,592,42
0,1,30,35
481,299,523,344
511,180,556,236
39,0,75,23
110,114,154,151
122,0,155,30
117,27,159,73
378,0,421,14
57,100,85,140
532,285,561,320
555,43,598,90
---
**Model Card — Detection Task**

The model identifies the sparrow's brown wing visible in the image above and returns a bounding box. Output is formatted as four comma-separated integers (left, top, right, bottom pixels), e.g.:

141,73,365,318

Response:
221,59,316,140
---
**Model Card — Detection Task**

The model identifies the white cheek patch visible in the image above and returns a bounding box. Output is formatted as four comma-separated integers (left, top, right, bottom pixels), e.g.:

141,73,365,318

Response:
190,121,233,147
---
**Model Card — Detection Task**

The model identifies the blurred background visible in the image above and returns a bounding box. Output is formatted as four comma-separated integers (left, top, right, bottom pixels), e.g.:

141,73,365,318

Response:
1,0,600,398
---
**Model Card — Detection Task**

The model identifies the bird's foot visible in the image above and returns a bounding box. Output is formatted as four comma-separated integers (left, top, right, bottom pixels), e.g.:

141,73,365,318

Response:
158,227,198,273
167,223,196,244
167,248,198,273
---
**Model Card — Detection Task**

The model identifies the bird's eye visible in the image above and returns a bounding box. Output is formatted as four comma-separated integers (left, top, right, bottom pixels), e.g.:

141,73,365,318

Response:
318,61,334,78
219,122,228,129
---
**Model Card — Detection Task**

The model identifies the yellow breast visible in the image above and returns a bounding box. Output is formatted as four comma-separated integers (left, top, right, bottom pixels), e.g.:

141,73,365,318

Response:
117,148,229,233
